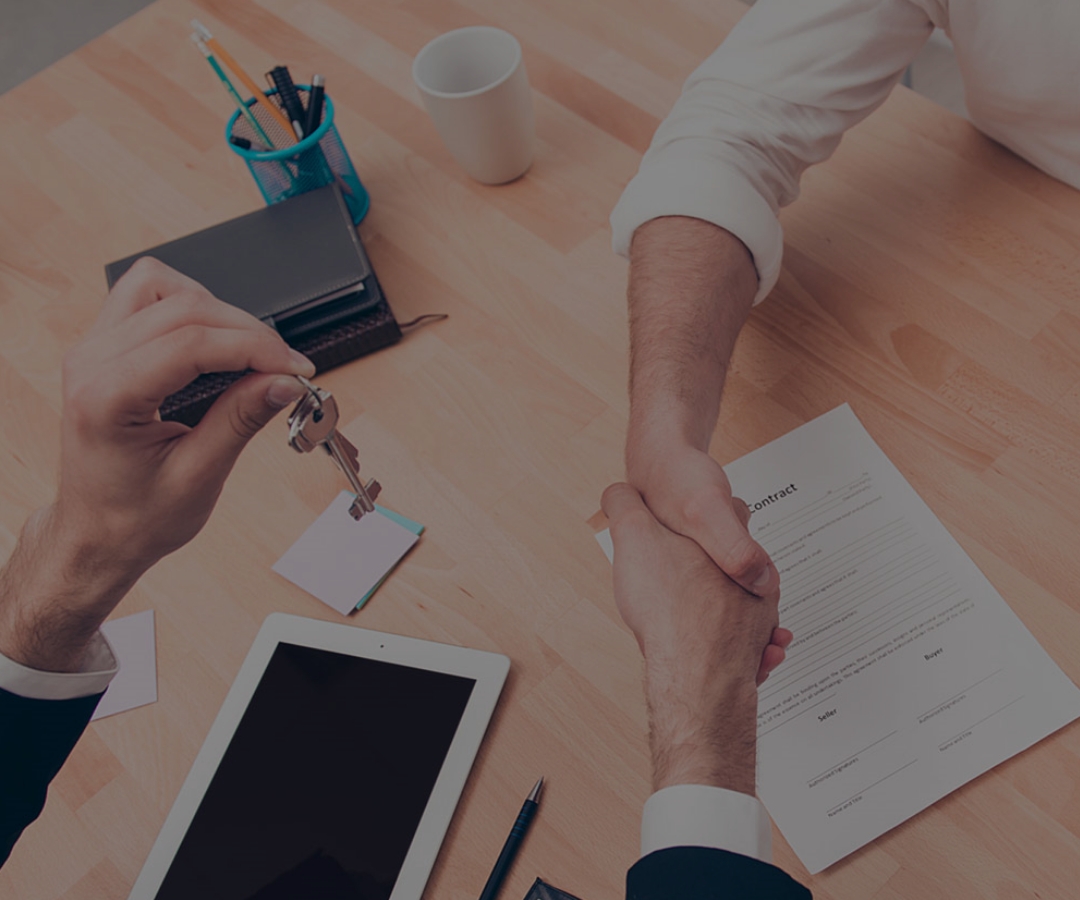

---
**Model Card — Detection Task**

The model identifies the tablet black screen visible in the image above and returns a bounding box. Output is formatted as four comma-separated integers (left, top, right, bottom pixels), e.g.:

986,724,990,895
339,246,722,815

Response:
153,642,476,900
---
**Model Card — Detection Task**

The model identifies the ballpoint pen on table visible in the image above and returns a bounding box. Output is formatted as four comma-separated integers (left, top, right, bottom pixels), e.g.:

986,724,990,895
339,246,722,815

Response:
191,35,276,151
478,778,543,900
191,18,297,139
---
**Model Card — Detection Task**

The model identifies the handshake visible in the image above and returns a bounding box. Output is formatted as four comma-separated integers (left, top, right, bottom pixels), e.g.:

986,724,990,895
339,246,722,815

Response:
602,436,792,796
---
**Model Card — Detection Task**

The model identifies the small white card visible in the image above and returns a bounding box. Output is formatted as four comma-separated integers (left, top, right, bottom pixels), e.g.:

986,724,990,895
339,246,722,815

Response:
93,610,157,720
595,528,614,563
273,492,421,615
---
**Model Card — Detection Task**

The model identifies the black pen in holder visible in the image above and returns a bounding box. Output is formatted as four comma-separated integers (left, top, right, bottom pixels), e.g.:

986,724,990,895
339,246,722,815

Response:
267,66,306,138
304,74,326,138
225,86,369,225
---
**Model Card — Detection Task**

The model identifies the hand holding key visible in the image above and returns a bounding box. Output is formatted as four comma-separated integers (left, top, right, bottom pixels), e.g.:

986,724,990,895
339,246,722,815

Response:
0,258,314,673
287,377,381,519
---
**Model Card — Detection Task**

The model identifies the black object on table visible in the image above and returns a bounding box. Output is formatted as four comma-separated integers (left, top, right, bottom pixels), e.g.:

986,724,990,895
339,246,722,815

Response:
479,778,544,900
104,185,402,426
522,878,584,900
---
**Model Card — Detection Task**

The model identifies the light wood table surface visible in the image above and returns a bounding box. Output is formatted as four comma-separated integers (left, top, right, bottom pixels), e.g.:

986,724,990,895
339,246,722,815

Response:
3,1,1080,897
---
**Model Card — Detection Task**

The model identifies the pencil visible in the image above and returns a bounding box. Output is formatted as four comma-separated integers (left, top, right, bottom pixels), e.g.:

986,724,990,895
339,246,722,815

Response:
191,19,296,139
191,35,276,151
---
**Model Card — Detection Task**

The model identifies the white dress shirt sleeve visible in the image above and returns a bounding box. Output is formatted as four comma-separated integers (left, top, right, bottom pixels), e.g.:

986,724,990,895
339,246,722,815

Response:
0,632,118,701
610,0,940,304
642,784,772,863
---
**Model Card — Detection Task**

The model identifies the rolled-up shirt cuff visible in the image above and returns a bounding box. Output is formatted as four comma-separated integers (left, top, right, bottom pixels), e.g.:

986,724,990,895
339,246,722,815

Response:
641,784,772,863
610,156,784,306
0,631,118,700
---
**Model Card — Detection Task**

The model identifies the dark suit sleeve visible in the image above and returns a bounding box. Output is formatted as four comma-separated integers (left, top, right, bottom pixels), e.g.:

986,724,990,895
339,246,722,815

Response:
627,846,811,900
0,687,102,867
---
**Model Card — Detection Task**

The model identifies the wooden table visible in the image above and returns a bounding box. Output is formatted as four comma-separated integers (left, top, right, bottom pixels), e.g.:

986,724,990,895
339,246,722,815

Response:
2,1,1080,897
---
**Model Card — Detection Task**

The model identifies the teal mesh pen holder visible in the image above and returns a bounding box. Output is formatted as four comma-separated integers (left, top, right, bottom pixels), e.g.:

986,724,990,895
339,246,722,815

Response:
226,88,369,224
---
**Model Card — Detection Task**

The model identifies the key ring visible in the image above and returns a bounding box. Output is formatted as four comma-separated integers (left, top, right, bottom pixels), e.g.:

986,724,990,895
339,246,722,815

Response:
295,374,323,409
285,375,383,520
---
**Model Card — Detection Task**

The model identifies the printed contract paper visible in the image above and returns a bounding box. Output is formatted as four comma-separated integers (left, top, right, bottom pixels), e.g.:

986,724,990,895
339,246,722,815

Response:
729,405,1080,872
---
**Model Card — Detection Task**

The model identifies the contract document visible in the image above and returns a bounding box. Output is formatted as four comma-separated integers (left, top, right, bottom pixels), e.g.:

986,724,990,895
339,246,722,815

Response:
730,405,1080,872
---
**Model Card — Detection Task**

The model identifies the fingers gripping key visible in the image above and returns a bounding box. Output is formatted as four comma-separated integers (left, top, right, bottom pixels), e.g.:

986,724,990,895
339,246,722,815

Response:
287,377,382,519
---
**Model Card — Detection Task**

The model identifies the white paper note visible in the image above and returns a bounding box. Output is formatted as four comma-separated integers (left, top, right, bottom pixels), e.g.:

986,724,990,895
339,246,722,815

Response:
730,405,1080,872
93,610,157,720
595,405,1080,872
273,492,420,615
595,528,614,564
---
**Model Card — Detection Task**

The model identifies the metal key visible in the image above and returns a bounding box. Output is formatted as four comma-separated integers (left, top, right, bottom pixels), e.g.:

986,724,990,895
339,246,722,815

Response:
287,377,381,520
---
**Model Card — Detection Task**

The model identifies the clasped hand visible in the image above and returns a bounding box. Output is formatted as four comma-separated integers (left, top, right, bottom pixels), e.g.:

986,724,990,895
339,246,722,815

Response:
601,483,792,793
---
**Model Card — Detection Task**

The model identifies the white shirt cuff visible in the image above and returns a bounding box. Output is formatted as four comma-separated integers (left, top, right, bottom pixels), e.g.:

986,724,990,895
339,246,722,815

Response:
642,784,772,863
0,631,119,700
610,155,784,306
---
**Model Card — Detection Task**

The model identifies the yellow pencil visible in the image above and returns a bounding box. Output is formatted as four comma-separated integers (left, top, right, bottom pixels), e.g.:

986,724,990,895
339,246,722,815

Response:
191,19,296,140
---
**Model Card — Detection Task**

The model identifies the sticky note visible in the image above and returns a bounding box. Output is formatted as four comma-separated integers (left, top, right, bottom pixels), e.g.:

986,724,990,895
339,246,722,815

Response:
273,492,421,615
357,506,424,610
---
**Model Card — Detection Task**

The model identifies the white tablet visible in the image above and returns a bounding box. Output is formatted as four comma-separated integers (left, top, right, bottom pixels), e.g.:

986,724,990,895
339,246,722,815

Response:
129,613,510,900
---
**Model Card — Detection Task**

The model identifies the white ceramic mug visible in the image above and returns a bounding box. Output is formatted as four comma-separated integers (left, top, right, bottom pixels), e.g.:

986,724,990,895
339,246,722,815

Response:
412,26,534,185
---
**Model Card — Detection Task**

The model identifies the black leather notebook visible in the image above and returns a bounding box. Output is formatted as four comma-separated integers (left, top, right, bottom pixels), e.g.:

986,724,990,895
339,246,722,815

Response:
105,185,401,425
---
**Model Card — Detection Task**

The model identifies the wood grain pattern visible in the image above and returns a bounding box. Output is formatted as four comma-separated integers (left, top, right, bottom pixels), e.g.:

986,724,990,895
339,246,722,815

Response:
1,1,1079,897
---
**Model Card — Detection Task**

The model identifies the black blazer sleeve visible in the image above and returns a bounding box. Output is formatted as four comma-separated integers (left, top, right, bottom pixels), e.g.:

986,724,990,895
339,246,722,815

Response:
0,688,102,867
627,846,811,900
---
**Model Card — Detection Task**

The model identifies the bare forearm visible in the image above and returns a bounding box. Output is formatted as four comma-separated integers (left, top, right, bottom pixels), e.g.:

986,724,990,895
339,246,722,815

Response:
0,506,142,672
646,662,758,795
627,217,758,459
